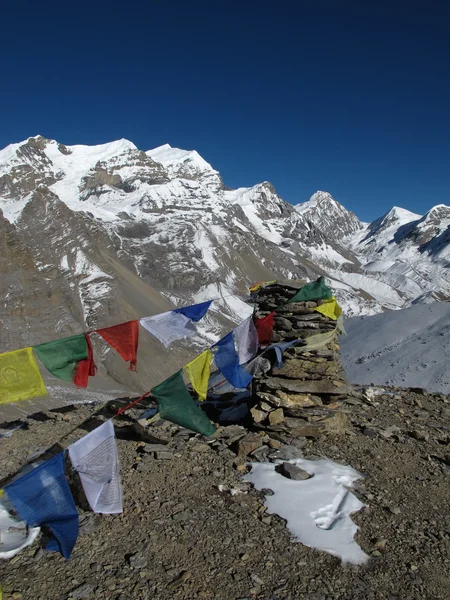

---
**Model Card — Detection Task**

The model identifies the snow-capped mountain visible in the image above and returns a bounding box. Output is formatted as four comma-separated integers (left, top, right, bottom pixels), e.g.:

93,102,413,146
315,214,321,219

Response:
346,203,450,308
295,190,363,241
1,135,450,389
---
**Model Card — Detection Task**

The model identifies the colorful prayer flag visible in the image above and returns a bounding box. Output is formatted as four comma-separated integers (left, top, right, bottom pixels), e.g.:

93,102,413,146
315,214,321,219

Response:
151,370,216,436
34,333,96,387
263,340,303,368
0,347,47,404
68,420,122,514
184,350,212,401
254,311,275,345
287,277,333,304
233,316,258,365
214,332,253,389
5,453,79,559
174,300,212,322
314,297,343,321
140,312,196,348
96,321,139,371
249,280,277,293
73,334,96,387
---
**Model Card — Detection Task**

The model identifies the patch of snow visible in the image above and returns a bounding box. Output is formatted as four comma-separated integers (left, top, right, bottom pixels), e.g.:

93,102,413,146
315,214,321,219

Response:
245,458,368,565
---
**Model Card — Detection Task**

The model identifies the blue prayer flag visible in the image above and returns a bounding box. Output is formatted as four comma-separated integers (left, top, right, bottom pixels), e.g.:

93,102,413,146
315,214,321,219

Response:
5,452,79,559
174,300,212,322
264,340,303,368
214,332,253,389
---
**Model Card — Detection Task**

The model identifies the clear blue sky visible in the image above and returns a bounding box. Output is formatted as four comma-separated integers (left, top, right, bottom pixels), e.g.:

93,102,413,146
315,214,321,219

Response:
1,0,449,221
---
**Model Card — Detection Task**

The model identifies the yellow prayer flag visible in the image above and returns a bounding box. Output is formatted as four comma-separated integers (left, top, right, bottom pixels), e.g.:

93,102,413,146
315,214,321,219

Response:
314,297,343,321
184,350,212,401
249,280,277,293
0,348,48,404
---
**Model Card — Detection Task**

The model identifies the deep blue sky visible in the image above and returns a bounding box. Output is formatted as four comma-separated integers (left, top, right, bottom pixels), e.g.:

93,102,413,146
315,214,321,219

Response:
1,0,449,221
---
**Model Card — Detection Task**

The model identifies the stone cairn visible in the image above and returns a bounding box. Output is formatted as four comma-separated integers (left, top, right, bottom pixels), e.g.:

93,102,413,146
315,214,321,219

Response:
248,280,355,443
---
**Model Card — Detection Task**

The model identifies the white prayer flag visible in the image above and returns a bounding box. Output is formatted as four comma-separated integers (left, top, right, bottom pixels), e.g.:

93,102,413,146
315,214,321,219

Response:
233,316,258,365
68,420,123,514
140,311,196,348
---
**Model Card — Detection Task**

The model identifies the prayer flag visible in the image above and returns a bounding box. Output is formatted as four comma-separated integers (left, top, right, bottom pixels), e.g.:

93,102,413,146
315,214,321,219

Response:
254,311,275,345
34,333,96,387
96,321,139,371
0,347,47,404
314,297,343,321
174,300,212,322
287,277,333,304
5,453,78,559
263,340,303,368
214,332,253,389
233,316,258,365
68,420,122,514
140,312,196,348
249,280,277,293
184,350,212,401
152,370,216,436
73,334,96,387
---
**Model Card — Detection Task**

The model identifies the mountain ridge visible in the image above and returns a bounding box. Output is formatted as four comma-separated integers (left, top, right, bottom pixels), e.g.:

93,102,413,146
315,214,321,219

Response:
1,135,450,392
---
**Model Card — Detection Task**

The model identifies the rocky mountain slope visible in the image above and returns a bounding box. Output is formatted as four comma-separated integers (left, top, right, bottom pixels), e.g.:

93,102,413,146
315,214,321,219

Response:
1,135,449,391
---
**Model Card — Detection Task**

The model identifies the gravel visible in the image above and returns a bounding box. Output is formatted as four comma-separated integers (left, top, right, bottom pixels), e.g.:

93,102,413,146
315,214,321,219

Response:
0,386,449,599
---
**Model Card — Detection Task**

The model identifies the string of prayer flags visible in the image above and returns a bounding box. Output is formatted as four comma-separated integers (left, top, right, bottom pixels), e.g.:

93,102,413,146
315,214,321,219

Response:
96,321,139,371
5,453,79,559
34,333,97,387
151,370,216,436
314,297,343,321
0,348,47,404
287,276,333,304
233,316,258,365
213,332,253,389
254,311,275,345
140,312,196,348
68,420,123,514
173,300,212,322
184,350,212,401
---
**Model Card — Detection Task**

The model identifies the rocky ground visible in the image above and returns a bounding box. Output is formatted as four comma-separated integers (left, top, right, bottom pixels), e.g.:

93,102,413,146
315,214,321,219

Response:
0,385,449,600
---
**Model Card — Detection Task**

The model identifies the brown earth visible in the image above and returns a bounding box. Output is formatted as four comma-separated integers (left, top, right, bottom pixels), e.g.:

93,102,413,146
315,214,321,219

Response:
0,385,449,600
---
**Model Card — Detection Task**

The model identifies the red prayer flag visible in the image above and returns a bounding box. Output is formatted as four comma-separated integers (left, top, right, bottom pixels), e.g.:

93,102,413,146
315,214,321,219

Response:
254,311,275,345
96,320,139,371
73,334,97,387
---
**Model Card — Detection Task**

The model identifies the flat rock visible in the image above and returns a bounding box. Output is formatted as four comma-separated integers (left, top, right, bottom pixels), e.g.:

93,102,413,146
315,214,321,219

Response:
268,408,285,425
234,433,263,456
250,406,267,423
262,377,352,396
277,417,326,438
69,584,93,599
276,462,312,480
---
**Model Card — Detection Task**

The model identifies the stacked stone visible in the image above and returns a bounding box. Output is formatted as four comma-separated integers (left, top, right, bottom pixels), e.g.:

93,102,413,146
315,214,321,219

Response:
249,280,351,441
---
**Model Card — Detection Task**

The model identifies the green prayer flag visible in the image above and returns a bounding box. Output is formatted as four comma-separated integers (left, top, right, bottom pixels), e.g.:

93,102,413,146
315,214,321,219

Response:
34,334,88,382
151,370,216,436
287,277,333,304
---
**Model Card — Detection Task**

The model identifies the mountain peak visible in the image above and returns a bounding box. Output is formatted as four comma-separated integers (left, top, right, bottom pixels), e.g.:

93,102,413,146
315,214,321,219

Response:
295,191,362,241
146,144,222,190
